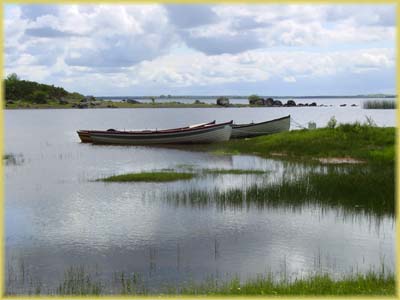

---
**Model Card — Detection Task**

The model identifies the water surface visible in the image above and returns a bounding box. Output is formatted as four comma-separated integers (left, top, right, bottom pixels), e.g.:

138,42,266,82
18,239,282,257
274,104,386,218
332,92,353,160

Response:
5,106,395,294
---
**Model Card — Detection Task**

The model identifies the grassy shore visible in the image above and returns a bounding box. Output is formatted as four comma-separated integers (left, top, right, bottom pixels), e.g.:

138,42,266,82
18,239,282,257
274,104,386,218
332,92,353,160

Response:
205,123,395,164
179,271,394,296
98,171,195,182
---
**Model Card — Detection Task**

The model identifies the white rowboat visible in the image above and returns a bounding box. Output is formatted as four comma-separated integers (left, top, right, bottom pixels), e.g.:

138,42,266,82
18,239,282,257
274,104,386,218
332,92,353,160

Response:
231,115,290,139
86,121,232,145
77,121,216,143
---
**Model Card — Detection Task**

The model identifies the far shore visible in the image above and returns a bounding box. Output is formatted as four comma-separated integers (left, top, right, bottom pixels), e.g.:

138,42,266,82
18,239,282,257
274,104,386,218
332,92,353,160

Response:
4,99,358,110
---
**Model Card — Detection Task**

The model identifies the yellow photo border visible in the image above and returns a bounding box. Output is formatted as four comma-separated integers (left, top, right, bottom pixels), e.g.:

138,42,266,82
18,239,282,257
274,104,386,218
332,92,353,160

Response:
0,1,398,299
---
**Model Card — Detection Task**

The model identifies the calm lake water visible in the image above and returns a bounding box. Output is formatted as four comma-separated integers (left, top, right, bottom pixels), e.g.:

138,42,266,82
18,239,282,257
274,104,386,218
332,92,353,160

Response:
5,104,396,294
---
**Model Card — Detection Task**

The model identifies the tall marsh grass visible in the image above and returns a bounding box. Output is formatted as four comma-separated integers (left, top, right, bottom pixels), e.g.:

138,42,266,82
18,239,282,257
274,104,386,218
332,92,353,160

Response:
363,99,396,109
56,266,102,295
165,164,394,217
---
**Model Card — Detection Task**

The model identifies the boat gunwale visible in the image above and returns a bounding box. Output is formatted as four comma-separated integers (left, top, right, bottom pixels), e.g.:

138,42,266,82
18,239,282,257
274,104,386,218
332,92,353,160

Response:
232,115,290,129
80,121,232,137
77,120,226,136
89,124,232,144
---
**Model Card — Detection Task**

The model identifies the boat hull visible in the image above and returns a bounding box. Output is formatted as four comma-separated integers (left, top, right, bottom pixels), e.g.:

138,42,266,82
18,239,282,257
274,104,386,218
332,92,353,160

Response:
89,124,232,145
77,130,92,143
231,115,290,139
77,121,216,143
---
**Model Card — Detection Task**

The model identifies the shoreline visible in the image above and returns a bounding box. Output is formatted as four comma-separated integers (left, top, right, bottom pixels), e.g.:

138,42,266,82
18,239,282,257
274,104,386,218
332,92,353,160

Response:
4,99,368,110
4,103,359,110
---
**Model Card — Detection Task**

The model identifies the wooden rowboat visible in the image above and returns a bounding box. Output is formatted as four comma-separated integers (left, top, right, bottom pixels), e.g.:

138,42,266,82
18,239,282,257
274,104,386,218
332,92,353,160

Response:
77,120,216,143
77,121,231,145
231,115,290,139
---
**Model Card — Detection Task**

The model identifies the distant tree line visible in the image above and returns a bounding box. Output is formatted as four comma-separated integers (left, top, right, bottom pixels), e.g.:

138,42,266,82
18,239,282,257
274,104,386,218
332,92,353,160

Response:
5,73,83,104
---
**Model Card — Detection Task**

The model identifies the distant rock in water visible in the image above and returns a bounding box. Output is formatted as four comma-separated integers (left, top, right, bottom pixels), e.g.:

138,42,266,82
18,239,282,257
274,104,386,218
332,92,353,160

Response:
265,98,274,106
309,102,317,107
340,104,347,107
286,99,296,107
273,100,283,107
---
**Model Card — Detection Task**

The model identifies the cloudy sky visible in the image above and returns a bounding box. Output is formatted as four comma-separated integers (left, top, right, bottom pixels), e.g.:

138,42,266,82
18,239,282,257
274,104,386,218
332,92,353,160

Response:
5,4,396,96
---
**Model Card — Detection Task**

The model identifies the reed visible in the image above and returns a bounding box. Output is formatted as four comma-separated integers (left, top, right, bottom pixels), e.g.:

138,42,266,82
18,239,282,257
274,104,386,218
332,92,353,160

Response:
363,99,396,109
56,266,102,295
7,263,394,296
166,164,394,217
112,272,147,295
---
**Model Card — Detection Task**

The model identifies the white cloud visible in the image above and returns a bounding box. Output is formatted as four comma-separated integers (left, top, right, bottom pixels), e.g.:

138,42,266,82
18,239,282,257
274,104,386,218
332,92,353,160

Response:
162,4,395,55
284,76,296,83
47,48,391,92
4,4,396,95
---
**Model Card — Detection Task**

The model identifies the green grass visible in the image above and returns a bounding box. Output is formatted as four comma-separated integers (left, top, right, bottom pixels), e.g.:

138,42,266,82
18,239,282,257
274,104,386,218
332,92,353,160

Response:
207,123,395,164
363,100,396,109
97,169,267,182
98,171,195,182
3,153,14,160
3,153,24,165
202,168,267,175
166,164,394,217
178,271,394,296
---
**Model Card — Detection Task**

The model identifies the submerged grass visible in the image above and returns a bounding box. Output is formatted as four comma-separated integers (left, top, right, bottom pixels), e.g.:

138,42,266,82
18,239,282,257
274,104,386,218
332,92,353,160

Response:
363,99,396,109
166,164,394,217
98,171,195,182
206,123,395,165
202,168,267,175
